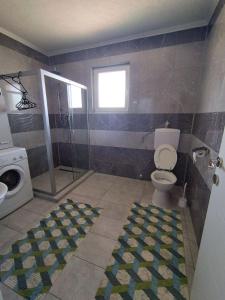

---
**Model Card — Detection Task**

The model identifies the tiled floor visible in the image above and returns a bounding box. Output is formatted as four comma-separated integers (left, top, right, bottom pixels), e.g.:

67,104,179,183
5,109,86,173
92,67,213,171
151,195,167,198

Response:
0,173,198,300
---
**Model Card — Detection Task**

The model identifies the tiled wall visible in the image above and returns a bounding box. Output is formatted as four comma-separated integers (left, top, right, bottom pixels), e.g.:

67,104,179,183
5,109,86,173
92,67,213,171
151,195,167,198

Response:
9,111,193,182
7,112,90,177
53,28,206,185
186,2,225,245
1,27,204,183
0,44,49,177
87,113,193,183
6,113,47,177
0,43,89,178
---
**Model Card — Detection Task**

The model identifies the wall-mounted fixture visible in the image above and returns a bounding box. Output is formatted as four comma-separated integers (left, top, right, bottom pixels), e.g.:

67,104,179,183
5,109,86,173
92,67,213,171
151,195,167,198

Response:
192,146,210,163
0,71,37,110
208,156,223,169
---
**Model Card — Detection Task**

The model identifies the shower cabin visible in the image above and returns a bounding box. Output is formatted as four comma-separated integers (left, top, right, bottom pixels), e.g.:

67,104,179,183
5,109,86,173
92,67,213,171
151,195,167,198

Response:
1,69,91,200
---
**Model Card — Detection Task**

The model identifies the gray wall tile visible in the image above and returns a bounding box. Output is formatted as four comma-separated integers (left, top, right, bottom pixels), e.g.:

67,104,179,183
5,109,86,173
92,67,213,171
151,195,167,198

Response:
89,113,194,132
186,156,211,246
0,33,49,64
193,112,225,152
8,113,44,133
27,146,49,178
50,27,207,65
90,145,187,184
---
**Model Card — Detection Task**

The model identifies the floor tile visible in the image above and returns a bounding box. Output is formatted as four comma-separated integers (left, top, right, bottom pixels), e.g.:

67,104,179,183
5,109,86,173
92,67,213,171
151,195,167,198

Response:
113,179,145,196
140,181,155,203
86,173,117,186
114,176,145,185
50,257,104,300
102,185,143,206
90,216,124,240
22,197,55,216
186,263,195,292
0,283,24,299
41,293,60,300
0,224,22,251
98,199,130,221
181,208,196,237
75,232,116,268
183,237,193,268
72,181,108,199
64,191,100,207
0,174,196,299
0,207,41,234
189,239,199,268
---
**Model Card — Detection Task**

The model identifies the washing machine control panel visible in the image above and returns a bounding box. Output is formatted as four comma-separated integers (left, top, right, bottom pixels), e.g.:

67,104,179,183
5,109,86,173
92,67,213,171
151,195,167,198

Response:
0,147,27,167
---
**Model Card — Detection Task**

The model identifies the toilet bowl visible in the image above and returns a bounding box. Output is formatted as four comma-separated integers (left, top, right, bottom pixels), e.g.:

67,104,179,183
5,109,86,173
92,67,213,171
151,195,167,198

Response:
151,170,177,208
151,170,177,190
151,143,178,208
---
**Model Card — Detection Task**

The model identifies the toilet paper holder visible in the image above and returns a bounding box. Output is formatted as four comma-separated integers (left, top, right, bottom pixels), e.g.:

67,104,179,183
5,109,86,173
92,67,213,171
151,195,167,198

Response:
192,146,210,161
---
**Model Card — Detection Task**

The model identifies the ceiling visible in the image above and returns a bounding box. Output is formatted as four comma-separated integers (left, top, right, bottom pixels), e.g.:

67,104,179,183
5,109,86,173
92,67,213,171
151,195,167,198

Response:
0,0,219,56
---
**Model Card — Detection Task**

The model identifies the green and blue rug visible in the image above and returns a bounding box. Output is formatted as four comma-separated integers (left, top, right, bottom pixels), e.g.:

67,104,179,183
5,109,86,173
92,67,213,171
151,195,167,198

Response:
0,199,101,300
96,202,188,300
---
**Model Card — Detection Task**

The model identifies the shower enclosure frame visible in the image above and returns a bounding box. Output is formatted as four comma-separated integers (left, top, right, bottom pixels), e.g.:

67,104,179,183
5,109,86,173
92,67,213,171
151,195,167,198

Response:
1,68,89,198
38,69,88,196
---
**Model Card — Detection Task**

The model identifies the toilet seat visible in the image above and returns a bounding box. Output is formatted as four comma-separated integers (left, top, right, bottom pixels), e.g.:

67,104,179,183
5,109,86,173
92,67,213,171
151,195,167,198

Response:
154,144,177,171
151,170,177,185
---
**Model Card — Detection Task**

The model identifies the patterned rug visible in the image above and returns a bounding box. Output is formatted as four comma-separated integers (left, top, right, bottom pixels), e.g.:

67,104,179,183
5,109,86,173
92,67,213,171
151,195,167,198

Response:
0,199,101,300
96,202,188,300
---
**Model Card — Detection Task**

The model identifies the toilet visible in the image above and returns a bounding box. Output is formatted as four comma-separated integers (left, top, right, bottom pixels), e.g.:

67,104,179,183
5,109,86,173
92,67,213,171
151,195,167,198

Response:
151,128,180,208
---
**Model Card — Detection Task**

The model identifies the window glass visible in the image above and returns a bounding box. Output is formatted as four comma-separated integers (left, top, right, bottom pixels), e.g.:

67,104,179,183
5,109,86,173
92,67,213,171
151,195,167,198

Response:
93,65,129,111
68,85,82,108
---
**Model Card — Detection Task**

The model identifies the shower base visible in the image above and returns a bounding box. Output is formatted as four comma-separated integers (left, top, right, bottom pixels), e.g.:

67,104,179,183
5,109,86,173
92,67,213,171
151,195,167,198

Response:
32,166,93,201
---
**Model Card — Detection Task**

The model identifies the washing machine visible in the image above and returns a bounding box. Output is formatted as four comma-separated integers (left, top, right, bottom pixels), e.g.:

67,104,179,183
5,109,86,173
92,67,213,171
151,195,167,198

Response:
0,147,33,218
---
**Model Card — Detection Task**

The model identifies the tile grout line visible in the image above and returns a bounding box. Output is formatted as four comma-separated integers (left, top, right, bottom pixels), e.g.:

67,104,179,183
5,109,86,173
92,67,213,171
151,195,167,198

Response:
47,292,62,300
72,254,106,270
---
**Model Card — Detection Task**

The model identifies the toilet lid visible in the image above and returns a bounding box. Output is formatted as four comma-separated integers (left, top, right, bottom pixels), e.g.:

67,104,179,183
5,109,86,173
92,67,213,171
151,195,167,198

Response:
154,144,177,170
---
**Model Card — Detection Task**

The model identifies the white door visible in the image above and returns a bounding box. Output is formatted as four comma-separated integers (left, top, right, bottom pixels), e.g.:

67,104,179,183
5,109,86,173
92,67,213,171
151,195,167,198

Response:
191,128,225,300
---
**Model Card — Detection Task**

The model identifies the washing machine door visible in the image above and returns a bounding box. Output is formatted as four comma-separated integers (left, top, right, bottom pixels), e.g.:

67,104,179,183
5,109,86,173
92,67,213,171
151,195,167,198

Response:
0,165,25,197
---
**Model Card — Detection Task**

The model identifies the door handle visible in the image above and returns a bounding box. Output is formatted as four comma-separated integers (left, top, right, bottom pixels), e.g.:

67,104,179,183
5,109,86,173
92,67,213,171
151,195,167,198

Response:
208,157,223,169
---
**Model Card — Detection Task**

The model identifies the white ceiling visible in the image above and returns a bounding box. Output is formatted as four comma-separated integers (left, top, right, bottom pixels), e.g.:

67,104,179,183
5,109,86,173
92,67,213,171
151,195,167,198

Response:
0,0,219,56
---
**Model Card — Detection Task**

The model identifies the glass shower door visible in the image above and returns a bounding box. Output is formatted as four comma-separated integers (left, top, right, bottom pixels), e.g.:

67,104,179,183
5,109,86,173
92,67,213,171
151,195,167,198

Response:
52,79,75,193
68,87,90,181
35,69,89,197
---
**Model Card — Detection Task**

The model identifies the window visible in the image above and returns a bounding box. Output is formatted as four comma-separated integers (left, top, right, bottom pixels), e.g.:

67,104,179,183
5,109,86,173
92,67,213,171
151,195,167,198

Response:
93,64,129,112
67,84,82,109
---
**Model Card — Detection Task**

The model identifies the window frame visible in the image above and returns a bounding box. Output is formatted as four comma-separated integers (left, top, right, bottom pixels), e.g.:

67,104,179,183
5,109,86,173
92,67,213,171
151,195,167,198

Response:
67,83,84,112
92,64,130,112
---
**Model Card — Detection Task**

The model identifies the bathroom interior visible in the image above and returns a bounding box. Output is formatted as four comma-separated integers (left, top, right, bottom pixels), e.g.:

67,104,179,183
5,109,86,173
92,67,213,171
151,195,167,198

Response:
0,0,225,299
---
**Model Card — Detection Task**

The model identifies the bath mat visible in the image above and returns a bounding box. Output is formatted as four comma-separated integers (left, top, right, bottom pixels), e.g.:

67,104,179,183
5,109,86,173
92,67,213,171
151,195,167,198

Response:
96,202,188,300
0,199,101,300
